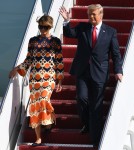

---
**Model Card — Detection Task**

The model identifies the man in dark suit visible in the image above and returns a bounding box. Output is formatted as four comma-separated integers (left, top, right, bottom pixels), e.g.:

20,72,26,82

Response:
59,4,123,146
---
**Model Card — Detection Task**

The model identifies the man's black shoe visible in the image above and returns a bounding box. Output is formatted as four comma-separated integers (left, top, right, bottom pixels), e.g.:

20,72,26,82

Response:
93,143,98,148
80,125,89,134
92,140,99,148
32,143,42,146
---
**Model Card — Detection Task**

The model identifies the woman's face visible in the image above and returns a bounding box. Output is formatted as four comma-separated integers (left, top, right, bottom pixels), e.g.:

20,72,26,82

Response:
38,22,51,36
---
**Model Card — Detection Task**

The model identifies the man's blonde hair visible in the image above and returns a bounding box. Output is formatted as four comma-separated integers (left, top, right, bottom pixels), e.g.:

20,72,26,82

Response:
87,4,103,17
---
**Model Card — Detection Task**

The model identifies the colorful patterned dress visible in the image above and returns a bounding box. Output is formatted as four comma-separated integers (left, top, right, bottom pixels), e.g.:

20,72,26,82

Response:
17,35,64,128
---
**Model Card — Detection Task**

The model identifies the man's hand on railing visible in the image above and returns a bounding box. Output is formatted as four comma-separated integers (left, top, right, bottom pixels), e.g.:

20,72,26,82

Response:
115,73,123,82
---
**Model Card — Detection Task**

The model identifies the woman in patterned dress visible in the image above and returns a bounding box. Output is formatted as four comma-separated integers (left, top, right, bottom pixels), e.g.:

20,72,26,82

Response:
9,14,64,146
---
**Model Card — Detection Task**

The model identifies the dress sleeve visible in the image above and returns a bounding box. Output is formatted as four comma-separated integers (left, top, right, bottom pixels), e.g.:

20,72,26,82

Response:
17,38,33,76
55,38,64,80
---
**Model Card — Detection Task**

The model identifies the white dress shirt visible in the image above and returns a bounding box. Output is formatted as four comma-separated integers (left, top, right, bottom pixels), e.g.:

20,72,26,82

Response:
92,21,102,39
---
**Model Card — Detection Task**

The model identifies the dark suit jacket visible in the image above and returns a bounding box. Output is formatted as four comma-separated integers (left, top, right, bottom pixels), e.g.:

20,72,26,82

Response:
63,22,123,83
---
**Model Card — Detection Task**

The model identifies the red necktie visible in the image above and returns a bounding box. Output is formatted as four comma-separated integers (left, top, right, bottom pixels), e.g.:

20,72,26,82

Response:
92,26,97,48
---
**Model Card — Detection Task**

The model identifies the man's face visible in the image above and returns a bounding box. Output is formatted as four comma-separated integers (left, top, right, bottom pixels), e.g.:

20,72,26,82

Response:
88,9,103,26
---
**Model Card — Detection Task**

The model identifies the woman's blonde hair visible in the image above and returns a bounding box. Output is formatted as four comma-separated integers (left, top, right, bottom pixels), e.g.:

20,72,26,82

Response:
36,14,53,28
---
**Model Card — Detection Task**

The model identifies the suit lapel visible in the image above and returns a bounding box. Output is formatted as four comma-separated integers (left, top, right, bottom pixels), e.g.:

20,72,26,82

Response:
81,23,107,50
95,23,106,48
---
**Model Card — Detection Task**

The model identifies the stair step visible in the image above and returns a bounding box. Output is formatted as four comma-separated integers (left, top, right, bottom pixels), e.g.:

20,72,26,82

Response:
63,58,116,73
75,0,134,7
25,114,83,130
69,19,132,33
63,34,129,47
52,85,115,102
52,85,76,100
62,45,125,59
71,7,134,20
19,143,97,150
63,72,117,87
62,72,76,85
25,111,108,130
55,115,82,129
25,114,82,129
52,100,110,116
62,45,77,58
22,128,91,144
52,100,78,114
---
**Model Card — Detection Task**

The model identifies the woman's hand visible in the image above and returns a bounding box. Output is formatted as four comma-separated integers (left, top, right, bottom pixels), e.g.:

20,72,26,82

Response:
59,6,71,21
56,80,62,92
9,67,18,78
